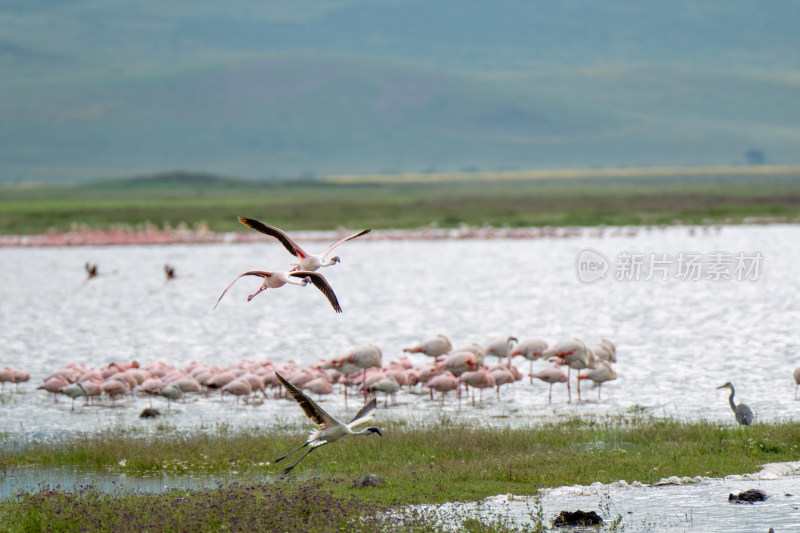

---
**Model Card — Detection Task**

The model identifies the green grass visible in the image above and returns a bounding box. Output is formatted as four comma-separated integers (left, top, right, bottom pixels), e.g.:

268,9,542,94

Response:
2,418,799,503
1,169,800,234
2,418,797,532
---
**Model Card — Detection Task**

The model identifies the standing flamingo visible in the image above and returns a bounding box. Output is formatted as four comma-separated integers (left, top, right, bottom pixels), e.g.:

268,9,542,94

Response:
238,216,370,271
214,270,341,312
509,339,548,382
578,360,617,400
459,367,496,405
544,339,592,403
424,372,459,406
403,335,453,360
794,366,800,399
531,366,568,404
330,344,382,402
485,336,518,365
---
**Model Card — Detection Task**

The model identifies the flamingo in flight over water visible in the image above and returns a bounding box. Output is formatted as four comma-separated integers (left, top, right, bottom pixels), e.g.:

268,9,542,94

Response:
214,270,342,312
238,216,370,271
273,372,382,476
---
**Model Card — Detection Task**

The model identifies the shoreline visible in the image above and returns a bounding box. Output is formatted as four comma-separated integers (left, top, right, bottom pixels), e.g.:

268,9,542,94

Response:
0,217,794,248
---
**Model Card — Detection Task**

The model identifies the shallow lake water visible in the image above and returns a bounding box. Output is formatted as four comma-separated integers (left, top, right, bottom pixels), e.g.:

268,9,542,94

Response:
415,461,800,532
2,224,799,436
2,225,800,528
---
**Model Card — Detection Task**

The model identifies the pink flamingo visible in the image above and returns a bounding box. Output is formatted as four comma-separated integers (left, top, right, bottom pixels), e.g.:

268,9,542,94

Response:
437,351,479,377
237,216,370,271
578,361,617,400
214,269,341,313
101,379,130,404
485,336,518,365
330,344,382,402
37,376,70,401
222,379,252,404
531,366,568,404
794,366,800,399
0,368,13,392
544,339,592,403
509,339,548,383
425,372,459,406
489,366,515,399
11,369,30,391
303,377,335,400
403,334,453,360
459,367,496,405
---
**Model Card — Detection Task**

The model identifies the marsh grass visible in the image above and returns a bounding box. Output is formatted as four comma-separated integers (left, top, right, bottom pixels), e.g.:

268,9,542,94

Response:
2,171,800,233
2,418,799,532
2,417,799,503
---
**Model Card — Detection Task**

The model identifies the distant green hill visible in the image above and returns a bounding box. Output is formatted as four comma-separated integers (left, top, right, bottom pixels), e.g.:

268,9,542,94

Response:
1,1,799,183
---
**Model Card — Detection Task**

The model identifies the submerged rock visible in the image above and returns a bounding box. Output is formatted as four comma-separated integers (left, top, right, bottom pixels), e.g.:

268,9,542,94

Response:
553,510,603,527
352,475,385,488
728,489,768,503
139,408,161,419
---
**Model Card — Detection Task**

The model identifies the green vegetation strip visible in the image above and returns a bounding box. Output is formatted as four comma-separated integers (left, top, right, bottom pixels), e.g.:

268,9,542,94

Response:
0,418,798,532
2,170,800,234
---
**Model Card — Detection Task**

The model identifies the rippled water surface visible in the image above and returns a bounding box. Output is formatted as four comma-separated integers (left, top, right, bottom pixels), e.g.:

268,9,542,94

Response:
415,462,800,532
1,225,799,437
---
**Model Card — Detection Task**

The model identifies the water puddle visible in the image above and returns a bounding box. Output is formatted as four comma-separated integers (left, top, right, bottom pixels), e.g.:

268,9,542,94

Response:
409,462,800,532
0,466,265,500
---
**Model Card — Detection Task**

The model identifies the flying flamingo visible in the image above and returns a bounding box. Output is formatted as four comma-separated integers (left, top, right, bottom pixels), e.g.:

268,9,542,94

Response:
273,372,381,476
238,216,370,271
214,269,341,312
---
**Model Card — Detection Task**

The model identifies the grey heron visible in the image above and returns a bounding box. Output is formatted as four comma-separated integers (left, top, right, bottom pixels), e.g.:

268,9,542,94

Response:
274,371,381,476
716,382,753,425
237,216,370,271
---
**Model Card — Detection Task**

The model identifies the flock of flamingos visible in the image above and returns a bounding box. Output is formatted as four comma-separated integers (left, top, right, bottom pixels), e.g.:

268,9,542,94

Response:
0,217,617,413
2,334,618,413
2,216,622,416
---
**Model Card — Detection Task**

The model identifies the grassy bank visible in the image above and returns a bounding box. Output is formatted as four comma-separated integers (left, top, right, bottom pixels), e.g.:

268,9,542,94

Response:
2,418,798,503
2,168,800,234
2,418,798,532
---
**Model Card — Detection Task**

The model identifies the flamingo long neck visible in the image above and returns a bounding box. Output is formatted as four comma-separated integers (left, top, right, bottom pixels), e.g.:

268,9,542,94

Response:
728,388,737,413
350,427,374,436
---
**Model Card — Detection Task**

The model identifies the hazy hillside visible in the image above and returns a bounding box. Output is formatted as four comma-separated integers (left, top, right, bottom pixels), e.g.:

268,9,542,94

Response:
1,1,799,183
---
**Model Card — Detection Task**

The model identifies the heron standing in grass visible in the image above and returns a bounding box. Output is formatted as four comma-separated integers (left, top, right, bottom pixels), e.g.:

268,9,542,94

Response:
274,371,382,476
716,382,753,425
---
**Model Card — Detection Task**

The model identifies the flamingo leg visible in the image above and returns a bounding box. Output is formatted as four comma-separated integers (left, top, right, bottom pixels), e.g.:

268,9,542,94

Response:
548,383,553,404
247,285,268,301
567,367,572,403
280,446,319,476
